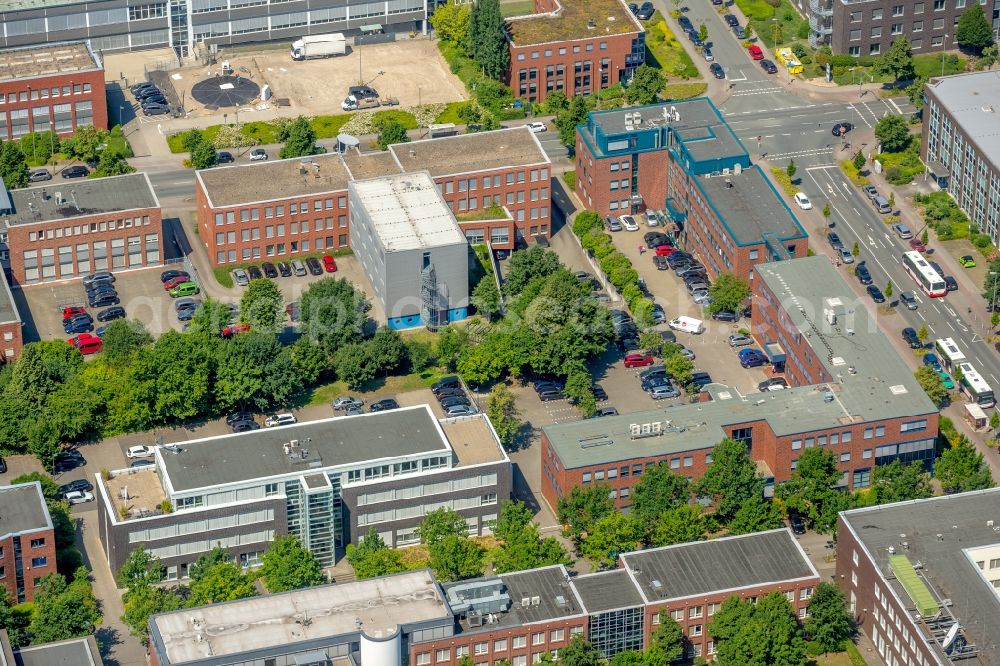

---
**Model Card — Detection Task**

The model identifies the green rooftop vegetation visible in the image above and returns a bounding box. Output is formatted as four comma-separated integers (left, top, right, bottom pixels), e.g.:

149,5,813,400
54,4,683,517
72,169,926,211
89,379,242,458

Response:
889,554,939,617
507,0,640,46
456,204,512,222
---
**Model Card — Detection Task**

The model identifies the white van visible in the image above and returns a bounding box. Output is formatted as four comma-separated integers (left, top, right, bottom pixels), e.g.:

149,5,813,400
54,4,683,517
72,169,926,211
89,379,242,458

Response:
668,316,705,334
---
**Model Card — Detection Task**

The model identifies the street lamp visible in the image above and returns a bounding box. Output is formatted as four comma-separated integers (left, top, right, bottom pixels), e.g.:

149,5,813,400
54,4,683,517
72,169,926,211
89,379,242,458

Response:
941,33,948,77
991,271,999,313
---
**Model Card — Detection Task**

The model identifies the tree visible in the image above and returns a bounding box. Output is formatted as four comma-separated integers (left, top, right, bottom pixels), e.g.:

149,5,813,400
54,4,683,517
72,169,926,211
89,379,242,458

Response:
921,227,930,245
279,116,317,159
884,280,893,299
420,508,470,544
93,151,135,177
101,319,153,363
189,547,232,583
122,584,184,643
557,484,615,542
260,535,326,592
487,384,522,450
471,0,509,79
806,582,854,654
917,324,929,343
872,459,933,504
852,241,860,257
148,331,217,421
347,528,408,579
116,545,163,591
29,569,101,644
471,278,502,318
577,511,643,567
728,495,784,534
777,447,852,534
564,369,596,417
187,298,233,338
708,273,750,314
214,332,302,412
874,114,910,152
915,365,949,407
377,120,409,150
822,202,831,220
504,246,561,295
699,23,709,41
0,140,29,189
556,95,591,148
710,592,807,666
625,65,664,105
190,139,218,170
557,635,605,666
936,435,994,493
20,131,60,163
852,150,866,171
429,533,486,582
67,125,104,162
695,438,763,523
430,0,471,44
874,37,916,83
188,561,257,605
240,278,284,331
647,612,684,663
334,343,377,389
631,463,690,524
983,259,1000,309
288,337,332,385
649,503,712,546
300,277,370,353
786,159,797,180
491,500,571,573
369,326,406,375
956,4,994,52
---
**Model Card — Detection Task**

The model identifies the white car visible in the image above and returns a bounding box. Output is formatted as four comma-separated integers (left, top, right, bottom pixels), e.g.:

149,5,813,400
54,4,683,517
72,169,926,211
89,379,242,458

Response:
126,445,154,459
265,413,297,428
233,269,249,287
620,215,639,231
794,192,812,210
63,490,94,504
250,148,268,161
526,122,547,133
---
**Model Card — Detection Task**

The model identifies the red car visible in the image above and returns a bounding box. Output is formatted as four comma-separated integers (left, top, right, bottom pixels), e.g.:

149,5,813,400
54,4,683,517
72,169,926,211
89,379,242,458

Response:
62,306,86,319
322,255,338,273
220,323,251,339
654,245,677,257
624,353,655,368
747,44,764,60
68,333,102,355
164,276,189,291
908,238,926,252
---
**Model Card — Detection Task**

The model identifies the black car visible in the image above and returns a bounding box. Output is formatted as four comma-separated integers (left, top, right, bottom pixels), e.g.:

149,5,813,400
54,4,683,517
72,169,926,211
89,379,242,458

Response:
29,169,52,182
678,16,693,30
440,395,472,409
435,387,466,401
53,450,86,473
0,457,5,473
828,232,843,249
867,284,886,303
538,389,565,401
533,380,564,393
659,329,677,343
733,25,746,39
653,255,669,270
89,292,120,308
85,281,116,296
60,479,94,494
231,420,260,433
686,30,703,47
306,257,323,276
432,376,462,394
61,165,89,178
944,275,958,292
592,384,608,401
758,377,788,392
723,13,738,26
902,327,922,349
226,411,254,425
628,1,639,13
644,233,669,249
760,59,778,74
684,372,713,388
136,86,162,99
712,309,738,322
855,262,873,285
131,82,157,94
636,1,654,19
277,262,292,277
262,262,279,278
143,105,170,116
788,510,806,535
247,265,264,280
177,307,197,322
369,398,399,412
141,95,169,108
710,63,725,79
96,306,126,322
161,269,190,283
832,122,853,136
217,151,235,164
64,317,94,334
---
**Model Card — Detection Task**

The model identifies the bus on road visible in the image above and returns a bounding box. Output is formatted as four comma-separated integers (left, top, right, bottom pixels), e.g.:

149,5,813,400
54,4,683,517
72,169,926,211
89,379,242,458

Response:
935,338,967,372
902,251,947,297
957,361,996,409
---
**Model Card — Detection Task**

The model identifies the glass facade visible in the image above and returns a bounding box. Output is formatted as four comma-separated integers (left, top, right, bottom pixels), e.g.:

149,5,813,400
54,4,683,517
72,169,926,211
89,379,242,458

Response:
284,474,343,566
588,607,644,658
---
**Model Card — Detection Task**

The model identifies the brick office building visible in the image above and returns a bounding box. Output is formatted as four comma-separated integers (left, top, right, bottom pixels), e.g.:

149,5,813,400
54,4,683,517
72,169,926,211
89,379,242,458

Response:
194,128,552,267
0,482,56,603
0,271,24,362
0,42,107,141
504,0,645,103
1,172,162,286
836,489,1000,666
576,99,808,280
540,255,939,511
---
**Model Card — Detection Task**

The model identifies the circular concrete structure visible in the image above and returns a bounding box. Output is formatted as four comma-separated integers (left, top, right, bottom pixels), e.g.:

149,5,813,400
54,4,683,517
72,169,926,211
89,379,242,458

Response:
191,75,260,108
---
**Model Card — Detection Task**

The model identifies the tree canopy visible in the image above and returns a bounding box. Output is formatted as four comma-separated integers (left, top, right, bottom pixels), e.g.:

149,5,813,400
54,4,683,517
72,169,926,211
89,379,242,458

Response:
0,141,29,189
625,65,664,105
29,569,101,644
874,114,911,152
873,37,915,83
777,447,853,534
806,582,854,654
956,4,995,52
278,116,318,158
347,528,408,579
695,438,763,523
299,277,370,353
709,592,807,666
871,459,933,504
490,500,571,573
935,435,994,493
260,535,326,592
915,365,949,407
377,120,410,150
557,483,615,543
469,0,509,79
708,274,751,314
240,278,284,331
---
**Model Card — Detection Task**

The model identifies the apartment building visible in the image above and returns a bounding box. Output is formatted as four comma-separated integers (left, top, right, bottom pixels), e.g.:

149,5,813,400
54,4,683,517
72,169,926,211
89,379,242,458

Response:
504,0,645,103
0,483,57,603
0,42,106,141
922,71,1000,245
194,127,552,267
348,172,469,329
96,405,511,578
0,172,162,286
0,269,24,362
0,0,426,56
837,488,1000,666
824,0,983,55
575,99,808,280
540,256,939,510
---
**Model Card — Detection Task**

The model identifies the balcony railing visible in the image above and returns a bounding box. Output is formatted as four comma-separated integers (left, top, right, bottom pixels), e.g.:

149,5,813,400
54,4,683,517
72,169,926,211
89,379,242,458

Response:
809,0,834,16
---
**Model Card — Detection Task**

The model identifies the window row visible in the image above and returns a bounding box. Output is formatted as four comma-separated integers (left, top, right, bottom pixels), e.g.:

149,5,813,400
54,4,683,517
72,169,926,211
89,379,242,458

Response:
213,198,346,225
416,626,585,664
357,494,498,526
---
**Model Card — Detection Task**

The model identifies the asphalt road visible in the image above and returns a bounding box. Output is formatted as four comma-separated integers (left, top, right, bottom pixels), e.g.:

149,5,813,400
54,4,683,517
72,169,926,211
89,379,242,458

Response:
147,168,196,201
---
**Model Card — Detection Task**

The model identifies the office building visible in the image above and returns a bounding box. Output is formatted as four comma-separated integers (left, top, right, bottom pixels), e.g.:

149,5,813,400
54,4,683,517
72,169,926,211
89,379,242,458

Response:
0,0,426,57
504,0,645,103
922,71,1000,245
819,0,976,56
837,488,1000,666
0,266,24,361
0,483,56,603
0,172,162,286
96,405,511,578
348,171,469,329
194,128,552,267
0,42,106,141
0,629,104,665
575,99,808,280
541,256,938,510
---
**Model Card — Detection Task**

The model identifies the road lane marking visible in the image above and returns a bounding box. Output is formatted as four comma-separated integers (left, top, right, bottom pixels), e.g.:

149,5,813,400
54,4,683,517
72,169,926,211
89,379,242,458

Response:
917,311,926,321
887,98,903,114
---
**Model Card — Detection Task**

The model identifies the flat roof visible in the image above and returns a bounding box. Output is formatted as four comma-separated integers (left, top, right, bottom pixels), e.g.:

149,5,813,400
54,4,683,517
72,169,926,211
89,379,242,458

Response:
151,570,451,665
11,636,102,666
0,483,51,538
159,405,453,493
440,416,508,467
841,489,1000,665
589,99,741,152
507,0,642,45
622,529,818,604
571,569,645,613
196,129,548,209
0,42,100,82
697,166,806,245
349,172,465,252
2,173,159,226
0,270,21,326
926,71,1000,173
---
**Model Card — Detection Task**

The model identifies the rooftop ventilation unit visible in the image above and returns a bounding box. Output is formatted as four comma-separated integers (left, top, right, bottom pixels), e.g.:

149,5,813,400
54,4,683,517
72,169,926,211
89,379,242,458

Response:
822,390,835,403
555,595,567,607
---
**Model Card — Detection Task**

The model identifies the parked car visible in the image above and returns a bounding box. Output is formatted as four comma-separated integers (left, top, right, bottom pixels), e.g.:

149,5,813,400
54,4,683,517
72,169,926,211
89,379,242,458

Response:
175,297,201,311
828,232,843,249
747,44,764,59
62,306,86,319
760,59,778,74
306,257,323,275
250,148,268,161
922,353,941,371
231,420,260,433
163,275,189,291
63,490,94,504
226,412,254,426
432,376,462,394
788,510,806,534
908,237,926,252
867,284,886,303
793,192,812,210
96,306,126,322
944,276,958,292
83,271,115,288
650,384,681,399
332,396,365,411
169,282,200,297
88,292,119,308
620,215,639,231
960,255,977,268
233,268,250,286
537,388,565,401
161,269,189,283
445,404,477,416
902,327,922,349
855,262,873,285
435,387,466,401
605,216,623,232
369,398,399,412
64,317,93,334
624,353,655,368
710,63,725,79
739,348,768,368
264,413,297,428
654,244,677,257
723,13,738,26
217,151,235,164
61,165,89,179
277,262,292,277
440,395,472,409
594,407,619,417
862,184,879,200
703,46,714,61
526,122,547,133
259,262,277,278
644,232,669,248
891,222,912,239
53,450,86,473
838,247,854,264
143,104,170,116
29,169,52,182
220,323,251,339
60,479,93,495
758,377,788,392
900,291,918,310
323,255,338,272
291,260,307,276
712,309,738,322
247,265,264,280
127,445,154,458
636,1,654,18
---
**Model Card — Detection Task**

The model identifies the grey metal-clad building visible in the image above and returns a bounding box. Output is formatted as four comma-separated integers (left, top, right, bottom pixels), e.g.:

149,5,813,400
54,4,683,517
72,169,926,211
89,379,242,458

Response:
96,405,511,579
0,0,427,56
349,170,470,330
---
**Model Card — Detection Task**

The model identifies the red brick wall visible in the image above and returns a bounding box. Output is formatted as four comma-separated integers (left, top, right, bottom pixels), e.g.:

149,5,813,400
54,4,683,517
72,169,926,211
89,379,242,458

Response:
506,30,641,103
0,529,56,602
411,617,587,666
0,68,108,140
6,206,163,286
0,321,23,363
574,138,668,217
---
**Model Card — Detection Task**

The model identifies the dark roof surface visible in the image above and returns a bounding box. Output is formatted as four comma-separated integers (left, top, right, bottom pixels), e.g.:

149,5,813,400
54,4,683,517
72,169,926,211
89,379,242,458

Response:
499,566,585,625
572,570,644,613
0,483,51,537
3,173,158,226
698,166,806,245
13,636,102,666
621,529,817,603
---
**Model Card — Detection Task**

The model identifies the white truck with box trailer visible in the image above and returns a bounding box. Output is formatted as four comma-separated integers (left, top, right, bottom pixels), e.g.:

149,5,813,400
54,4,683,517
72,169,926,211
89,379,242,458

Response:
291,33,346,61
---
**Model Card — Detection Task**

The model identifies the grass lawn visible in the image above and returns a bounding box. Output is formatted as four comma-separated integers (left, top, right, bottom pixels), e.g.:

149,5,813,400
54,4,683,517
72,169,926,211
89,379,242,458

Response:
735,0,810,48
305,367,448,407
434,101,471,124
645,12,700,79
877,140,925,185
831,53,966,85
562,170,576,190
662,81,708,99
500,0,534,17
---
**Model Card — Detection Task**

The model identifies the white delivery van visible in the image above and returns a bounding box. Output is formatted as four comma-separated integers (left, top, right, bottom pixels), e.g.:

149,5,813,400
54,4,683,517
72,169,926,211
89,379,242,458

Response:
668,316,705,334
